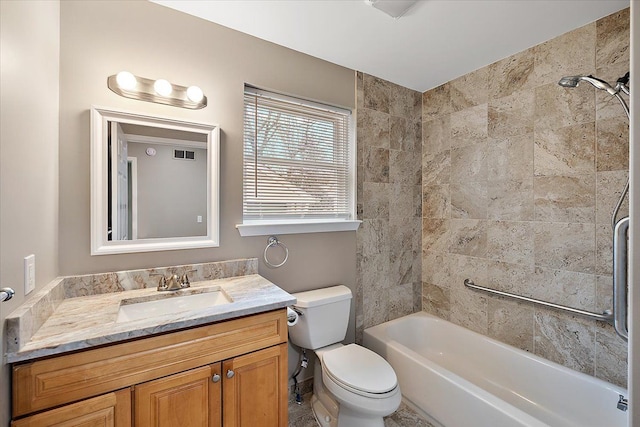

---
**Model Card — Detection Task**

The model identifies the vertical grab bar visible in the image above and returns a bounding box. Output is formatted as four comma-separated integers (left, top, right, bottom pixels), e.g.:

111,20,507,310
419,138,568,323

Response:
613,216,629,340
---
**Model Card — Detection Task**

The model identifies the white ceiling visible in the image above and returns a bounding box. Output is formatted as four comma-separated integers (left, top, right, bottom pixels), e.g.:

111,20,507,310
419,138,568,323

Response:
152,0,629,92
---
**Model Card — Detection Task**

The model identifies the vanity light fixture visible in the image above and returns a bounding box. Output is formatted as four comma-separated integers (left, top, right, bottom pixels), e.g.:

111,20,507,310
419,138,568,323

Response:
107,71,207,109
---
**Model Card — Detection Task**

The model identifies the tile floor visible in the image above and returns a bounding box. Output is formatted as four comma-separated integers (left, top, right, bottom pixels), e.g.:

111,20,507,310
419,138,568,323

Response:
288,393,435,427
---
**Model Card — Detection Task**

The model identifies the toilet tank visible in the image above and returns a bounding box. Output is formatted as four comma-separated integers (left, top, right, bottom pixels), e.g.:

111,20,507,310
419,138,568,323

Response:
289,285,352,350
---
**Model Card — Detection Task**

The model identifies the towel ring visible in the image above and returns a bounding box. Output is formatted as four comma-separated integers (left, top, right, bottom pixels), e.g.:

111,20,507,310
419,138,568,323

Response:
264,236,289,268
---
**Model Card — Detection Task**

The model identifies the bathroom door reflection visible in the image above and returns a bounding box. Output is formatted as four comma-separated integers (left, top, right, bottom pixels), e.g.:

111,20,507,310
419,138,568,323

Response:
107,122,208,241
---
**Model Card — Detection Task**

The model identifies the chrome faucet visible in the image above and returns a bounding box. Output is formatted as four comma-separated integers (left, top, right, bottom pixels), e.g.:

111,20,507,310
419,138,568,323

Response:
150,272,192,291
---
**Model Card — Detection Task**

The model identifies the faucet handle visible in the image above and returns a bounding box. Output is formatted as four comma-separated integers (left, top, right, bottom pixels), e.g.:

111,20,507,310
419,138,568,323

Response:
149,273,168,290
180,269,197,287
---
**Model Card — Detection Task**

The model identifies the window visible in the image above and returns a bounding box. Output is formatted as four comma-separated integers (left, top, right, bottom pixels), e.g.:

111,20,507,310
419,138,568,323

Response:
237,86,359,236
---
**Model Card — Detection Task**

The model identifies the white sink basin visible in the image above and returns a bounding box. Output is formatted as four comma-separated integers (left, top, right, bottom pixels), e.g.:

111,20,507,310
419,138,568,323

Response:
116,288,232,323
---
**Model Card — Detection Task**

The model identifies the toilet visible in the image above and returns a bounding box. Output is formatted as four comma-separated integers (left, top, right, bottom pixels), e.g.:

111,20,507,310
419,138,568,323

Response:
289,285,401,427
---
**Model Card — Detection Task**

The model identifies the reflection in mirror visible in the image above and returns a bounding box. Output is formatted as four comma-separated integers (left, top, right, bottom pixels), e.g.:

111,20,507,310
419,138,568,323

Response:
91,106,219,255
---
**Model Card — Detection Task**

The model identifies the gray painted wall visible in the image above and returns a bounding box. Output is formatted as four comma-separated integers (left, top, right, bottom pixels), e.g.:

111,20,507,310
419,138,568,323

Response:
127,142,208,239
0,1,60,425
58,0,356,283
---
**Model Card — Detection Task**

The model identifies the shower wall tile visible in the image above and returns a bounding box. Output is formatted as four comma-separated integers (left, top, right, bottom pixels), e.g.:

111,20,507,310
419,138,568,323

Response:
422,115,451,155
364,147,389,183
363,280,389,327
595,223,613,276
390,86,421,119
487,133,533,182
533,23,596,85
390,148,421,185
534,311,595,376
531,267,596,310
485,260,533,296
449,254,489,290
596,117,629,172
389,183,415,220
363,182,389,220
358,74,422,333
596,7,630,70
450,67,488,111
450,181,487,219
449,219,487,258
595,275,613,315
389,282,415,320
535,83,596,130
423,185,450,219
361,219,389,257
420,8,628,387
533,222,595,274
413,184,423,218
487,179,534,221
449,285,488,335
422,151,450,186
533,122,595,177
595,61,630,121
450,103,488,148
488,48,536,99
422,83,451,119
450,143,487,183
421,251,451,289
533,174,595,223
363,74,390,113
422,282,450,320
595,323,628,387
486,221,534,266
390,116,410,151
422,218,449,253
488,298,534,352
488,89,535,138
595,170,628,225
390,221,416,286
358,108,390,148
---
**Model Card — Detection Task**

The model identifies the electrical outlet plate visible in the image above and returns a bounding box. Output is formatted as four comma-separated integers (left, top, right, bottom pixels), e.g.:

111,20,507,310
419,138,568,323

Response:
24,254,35,295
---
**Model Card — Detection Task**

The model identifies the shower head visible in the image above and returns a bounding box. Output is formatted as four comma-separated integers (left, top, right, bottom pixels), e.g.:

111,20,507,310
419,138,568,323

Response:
558,75,617,95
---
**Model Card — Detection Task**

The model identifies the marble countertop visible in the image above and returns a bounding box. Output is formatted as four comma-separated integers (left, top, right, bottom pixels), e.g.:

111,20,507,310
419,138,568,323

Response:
6,274,295,363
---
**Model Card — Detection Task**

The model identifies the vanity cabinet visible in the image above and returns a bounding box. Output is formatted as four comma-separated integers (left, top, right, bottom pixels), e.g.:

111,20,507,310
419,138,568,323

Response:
11,388,132,427
11,310,288,427
135,363,221,427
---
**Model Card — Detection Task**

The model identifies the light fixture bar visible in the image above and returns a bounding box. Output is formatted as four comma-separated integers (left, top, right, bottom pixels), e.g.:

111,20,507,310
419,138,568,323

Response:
107,72,207,110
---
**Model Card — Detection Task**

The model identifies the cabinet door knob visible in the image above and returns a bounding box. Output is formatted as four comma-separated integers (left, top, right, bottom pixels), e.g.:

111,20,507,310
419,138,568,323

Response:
212,373,221,383
226,369,235,379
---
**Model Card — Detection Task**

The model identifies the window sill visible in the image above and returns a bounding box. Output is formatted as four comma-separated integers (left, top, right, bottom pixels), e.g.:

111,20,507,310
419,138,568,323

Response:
236,220,361,237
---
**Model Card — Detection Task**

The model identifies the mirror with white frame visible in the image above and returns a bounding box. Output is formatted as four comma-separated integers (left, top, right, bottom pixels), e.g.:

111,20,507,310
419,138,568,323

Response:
90,106,219,255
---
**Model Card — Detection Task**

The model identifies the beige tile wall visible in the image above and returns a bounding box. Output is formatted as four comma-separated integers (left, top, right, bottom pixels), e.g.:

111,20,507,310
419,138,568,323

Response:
421,8,629,387
356,72,422,342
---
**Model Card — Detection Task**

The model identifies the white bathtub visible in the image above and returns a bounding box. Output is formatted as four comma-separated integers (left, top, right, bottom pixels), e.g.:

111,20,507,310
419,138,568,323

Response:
363,312,628,427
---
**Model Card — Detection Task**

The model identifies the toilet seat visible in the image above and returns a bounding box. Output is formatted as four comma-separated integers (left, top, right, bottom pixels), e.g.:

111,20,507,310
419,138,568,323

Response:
322,344,397,397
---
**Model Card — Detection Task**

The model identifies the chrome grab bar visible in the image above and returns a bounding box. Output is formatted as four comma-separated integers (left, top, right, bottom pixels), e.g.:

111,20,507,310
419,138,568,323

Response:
613,217,629,340
464,279,614,323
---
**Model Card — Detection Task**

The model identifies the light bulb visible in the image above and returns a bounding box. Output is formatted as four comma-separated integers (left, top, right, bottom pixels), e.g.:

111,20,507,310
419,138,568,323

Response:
154,79,172,97
186,86,204,103
116,71,137,90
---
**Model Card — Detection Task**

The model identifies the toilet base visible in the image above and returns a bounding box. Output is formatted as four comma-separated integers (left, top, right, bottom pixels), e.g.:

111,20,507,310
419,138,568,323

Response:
311,394,337,427
310,349,396,427
311,392,386,427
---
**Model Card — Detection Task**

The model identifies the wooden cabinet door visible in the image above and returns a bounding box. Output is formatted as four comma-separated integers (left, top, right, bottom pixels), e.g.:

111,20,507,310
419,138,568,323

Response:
134,363,221,427
11,388,131,427
222,344,288,427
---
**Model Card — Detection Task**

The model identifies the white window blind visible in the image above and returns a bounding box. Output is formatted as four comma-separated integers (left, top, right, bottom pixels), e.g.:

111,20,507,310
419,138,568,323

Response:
242,86,354,223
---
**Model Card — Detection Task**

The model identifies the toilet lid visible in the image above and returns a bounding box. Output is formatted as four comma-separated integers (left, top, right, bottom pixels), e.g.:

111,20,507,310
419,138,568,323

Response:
322,344,397,394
